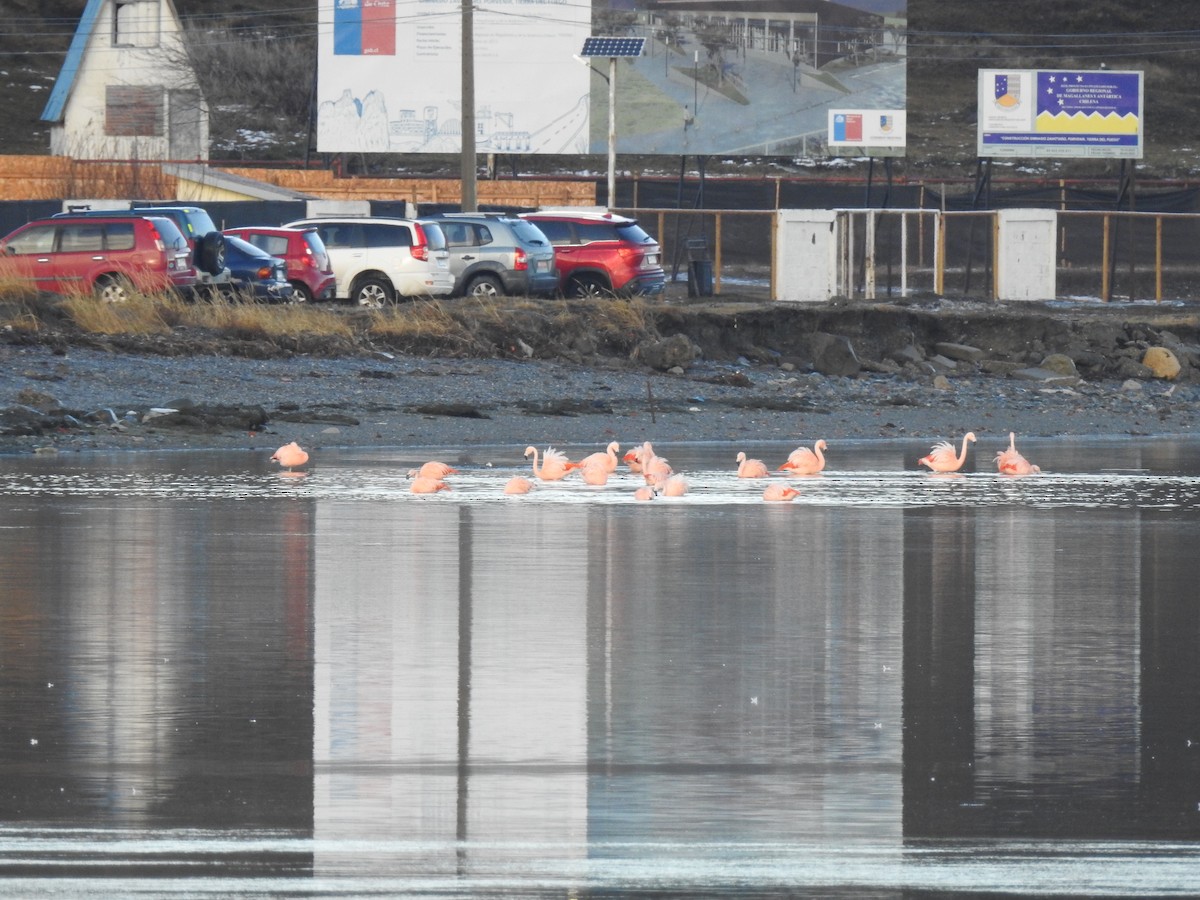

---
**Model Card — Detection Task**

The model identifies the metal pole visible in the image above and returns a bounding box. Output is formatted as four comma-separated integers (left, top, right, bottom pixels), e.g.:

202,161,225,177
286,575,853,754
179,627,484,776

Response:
608,56,617,210
460,0,477,212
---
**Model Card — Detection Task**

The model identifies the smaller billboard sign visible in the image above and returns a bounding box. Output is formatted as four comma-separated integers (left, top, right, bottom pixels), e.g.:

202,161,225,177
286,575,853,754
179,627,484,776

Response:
977,69,1143,159
827,110,906,156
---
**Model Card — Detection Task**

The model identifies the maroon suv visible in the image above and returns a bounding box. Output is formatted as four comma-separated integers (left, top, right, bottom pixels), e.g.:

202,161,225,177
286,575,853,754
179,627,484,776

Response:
223,226,336,302
520,211,666,298
0,214,197,302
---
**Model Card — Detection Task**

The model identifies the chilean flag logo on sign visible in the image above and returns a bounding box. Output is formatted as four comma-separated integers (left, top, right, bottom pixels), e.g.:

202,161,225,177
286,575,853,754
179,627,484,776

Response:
833,113,862,142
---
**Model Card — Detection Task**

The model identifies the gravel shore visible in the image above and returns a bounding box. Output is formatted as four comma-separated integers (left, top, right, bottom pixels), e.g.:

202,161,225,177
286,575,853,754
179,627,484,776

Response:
1,333,1193,458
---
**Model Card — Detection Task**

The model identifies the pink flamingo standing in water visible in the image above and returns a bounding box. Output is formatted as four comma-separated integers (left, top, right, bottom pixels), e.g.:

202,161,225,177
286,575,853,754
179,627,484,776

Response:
995,432,1040,475
524,445,573,481
408,461,456,479
918,432,976,473
736,451,769,478
763,484,800,502
504,476,533,494
271,441,309,471
779,439,827,475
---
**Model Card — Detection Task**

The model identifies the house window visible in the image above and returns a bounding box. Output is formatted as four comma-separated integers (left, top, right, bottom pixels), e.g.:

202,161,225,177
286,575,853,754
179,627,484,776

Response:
114,0,160,48
105,85,165,136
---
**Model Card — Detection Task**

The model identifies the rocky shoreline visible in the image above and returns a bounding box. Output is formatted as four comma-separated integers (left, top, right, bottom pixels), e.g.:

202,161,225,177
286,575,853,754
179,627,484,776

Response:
2,295,1198,457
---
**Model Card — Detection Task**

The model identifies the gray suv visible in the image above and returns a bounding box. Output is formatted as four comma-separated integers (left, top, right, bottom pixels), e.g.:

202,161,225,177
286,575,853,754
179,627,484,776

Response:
433,213,558,298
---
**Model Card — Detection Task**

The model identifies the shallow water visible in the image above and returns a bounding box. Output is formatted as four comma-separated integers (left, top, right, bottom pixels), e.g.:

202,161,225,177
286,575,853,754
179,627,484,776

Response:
0,438,1198,897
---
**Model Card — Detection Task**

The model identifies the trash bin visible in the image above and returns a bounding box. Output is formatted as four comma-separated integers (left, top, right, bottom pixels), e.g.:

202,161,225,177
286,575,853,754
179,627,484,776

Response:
686,238,713,297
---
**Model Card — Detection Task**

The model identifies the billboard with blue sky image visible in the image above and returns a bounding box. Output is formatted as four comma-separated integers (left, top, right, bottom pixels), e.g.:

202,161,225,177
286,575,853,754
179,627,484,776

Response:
316,0,907,156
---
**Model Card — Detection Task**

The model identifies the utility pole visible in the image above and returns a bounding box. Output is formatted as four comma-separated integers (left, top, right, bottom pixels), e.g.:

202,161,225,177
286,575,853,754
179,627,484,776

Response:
460,0,477,212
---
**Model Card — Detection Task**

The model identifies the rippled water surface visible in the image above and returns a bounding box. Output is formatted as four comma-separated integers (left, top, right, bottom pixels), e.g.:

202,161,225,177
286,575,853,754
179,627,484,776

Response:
1,437,1199,897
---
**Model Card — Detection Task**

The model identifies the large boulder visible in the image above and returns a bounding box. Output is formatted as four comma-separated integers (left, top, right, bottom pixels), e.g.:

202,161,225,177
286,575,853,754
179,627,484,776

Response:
1142,346,1182,380
635,334,700,371
809,332,861,377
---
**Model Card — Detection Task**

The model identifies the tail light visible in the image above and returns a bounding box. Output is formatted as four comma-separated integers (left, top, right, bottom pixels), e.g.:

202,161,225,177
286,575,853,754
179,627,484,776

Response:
148,223,165,252
617,246,641,262
256,265,272,280
513,247,528,271
410,223,430,261
301,243,315,268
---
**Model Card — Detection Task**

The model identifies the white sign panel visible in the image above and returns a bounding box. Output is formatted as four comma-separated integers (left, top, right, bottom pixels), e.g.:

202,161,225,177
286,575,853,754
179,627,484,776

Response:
318,0,592,154
977,69,1143,159
827,109,906,151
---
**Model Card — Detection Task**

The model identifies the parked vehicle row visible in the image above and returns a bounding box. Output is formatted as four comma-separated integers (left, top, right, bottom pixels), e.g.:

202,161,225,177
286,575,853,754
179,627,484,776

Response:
0,205,667,304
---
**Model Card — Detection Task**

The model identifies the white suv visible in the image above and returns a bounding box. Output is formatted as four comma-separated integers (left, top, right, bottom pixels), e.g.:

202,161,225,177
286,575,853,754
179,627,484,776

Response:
284,217,453,306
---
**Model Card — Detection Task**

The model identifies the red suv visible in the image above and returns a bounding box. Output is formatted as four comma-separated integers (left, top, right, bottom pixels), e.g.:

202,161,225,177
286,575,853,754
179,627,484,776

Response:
222,226,336,302
520,210,666,298
0,214,197,302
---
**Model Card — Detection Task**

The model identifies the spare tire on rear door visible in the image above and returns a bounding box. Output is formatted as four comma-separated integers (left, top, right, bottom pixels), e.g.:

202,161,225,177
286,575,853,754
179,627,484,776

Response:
195,231,227,276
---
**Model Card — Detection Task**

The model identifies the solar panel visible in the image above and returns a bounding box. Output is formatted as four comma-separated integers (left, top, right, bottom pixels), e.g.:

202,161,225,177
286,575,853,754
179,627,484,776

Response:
580,36,646,58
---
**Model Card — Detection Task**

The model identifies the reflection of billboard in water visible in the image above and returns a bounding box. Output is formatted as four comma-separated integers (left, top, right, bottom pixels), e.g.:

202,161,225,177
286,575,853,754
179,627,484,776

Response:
316,0,906,156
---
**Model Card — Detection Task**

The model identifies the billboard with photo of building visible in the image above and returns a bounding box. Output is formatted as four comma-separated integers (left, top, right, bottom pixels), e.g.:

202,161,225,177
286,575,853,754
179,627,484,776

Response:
316,0,907,156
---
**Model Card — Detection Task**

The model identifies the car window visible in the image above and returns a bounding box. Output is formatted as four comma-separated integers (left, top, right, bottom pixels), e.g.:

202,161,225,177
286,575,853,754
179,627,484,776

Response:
59,224,105,253
4,224,56,255
530,219,574,244
614,222,655,244
442,223,473,247
105,222,136,251
421,222,447,251
319,224,357,249
577,222,619,243
475,225,494,247
511,221,549,245
252,235,289,257
365,223,409,249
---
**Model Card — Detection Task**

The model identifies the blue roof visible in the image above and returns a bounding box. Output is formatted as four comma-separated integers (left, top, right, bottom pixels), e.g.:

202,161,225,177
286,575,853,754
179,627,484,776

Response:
41,0,106,123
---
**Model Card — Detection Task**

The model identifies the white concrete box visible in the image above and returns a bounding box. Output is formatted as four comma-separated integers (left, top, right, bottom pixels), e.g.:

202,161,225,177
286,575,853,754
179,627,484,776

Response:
996,208,1057,301
774,209,839,303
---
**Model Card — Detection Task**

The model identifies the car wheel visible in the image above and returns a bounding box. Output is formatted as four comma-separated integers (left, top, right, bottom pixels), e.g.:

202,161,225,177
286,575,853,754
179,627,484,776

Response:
353,277,394,308
289,281,313,303
568,274,611,299
196,232,227,276
95,274,134,303
466,274,504,299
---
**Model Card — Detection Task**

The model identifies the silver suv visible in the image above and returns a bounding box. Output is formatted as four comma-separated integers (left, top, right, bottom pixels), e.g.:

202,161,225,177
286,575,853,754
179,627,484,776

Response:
284,217,453,306
433,214,558,298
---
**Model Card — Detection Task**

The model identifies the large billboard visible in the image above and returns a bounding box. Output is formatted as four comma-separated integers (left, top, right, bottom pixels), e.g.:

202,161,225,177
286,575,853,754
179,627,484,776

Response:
977,69,1143,159
316,0,907,156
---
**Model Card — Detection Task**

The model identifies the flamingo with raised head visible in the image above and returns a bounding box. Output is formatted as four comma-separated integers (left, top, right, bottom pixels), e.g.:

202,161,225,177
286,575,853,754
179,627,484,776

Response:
995,432,1040,476
410,476,449,494
504,476,533,494
736,451,769,478
918,432,976,473
408,461,456,480
524,445,573,481
271,441,309,471
763,484,800,502
572,441,621,474
779,439,827,475
633,442,673,486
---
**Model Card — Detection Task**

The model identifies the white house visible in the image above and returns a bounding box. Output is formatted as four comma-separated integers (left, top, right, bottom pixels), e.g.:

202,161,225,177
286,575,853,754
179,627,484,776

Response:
41,0,209,161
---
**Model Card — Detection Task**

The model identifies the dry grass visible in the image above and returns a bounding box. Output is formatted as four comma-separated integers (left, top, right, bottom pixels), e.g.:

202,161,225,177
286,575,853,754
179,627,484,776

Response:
184,296,355,340
60,291,174,335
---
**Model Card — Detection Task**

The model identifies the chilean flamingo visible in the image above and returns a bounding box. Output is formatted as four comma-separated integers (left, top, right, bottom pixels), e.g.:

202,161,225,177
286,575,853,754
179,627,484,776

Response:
410,476,449,494
779,439,827,475
408,461,456,479
918,432,976,473
661,474,689,496
763,484,800,502
633,442,673,486
572,441,620,474
504,476,533,494
633,485,657,501
995,432,1040,475
525,445,573,481
736,451,769,478
580,465,610,485
271,441,309,471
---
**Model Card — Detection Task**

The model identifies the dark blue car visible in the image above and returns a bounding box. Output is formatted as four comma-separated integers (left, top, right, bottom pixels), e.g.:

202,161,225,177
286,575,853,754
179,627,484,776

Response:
221,235,294,303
